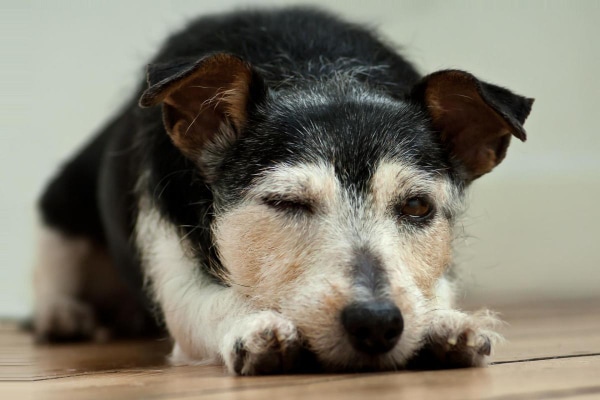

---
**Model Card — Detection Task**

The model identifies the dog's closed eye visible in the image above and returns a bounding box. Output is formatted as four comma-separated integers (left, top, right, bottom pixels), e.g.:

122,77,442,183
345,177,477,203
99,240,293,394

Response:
261,195,315,215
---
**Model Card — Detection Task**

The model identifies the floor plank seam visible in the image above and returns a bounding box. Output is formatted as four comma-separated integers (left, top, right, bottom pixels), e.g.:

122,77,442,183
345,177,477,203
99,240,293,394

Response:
9,352,600,383
492,352,600,365
5,368,166,382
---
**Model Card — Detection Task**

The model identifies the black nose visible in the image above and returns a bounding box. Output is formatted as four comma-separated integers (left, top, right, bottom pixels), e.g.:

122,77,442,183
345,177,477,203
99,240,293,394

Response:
341,301,403,355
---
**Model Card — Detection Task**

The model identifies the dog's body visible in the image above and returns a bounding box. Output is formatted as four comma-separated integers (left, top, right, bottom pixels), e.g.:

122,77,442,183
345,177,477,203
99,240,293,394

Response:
34,8,533,374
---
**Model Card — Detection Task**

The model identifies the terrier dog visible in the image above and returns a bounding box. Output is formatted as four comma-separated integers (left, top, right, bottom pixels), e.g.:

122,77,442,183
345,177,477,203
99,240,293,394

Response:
33,7,533,375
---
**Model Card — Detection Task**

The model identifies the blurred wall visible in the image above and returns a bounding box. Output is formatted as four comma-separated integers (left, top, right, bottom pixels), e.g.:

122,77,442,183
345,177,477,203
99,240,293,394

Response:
1,0,598,316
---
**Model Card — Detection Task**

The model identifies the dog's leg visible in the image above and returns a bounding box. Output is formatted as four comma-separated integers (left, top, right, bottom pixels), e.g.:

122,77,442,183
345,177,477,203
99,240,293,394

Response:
408,277,503,369
411,309,503,369
33,226,152,342
33,227,100,342
34,119,139,342
137,203,304,375
170,294,303,375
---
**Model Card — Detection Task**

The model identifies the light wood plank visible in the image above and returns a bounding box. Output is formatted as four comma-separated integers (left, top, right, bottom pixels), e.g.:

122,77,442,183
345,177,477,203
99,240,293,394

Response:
2,298,599,400
6,356,599,400
193,357,600,400
7,299,599,380
1,322,170,381
492,297,600,362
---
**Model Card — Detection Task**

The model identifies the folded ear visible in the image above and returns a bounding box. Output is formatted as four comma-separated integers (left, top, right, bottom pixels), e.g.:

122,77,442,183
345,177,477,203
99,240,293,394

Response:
139,53,266,179
410,70,534,182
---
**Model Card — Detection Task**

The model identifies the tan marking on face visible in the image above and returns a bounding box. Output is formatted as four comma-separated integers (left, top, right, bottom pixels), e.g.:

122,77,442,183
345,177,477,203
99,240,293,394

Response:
214,163,340,309
369,160,458,298
403,219,453,297
215,205,292,304
371,162,430,210
214,160,461,368
371,161,459,212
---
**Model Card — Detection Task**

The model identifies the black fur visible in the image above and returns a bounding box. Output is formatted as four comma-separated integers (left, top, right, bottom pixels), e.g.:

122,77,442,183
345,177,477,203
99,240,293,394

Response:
39,7,531,333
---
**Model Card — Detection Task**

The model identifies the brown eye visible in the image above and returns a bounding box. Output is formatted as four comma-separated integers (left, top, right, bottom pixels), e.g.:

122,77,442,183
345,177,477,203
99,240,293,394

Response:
397,197,433,219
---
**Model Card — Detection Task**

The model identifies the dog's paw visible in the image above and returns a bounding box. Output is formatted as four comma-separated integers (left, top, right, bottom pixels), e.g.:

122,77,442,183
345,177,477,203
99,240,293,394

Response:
409,309,503,369
34,297,104,343
223,311,302,375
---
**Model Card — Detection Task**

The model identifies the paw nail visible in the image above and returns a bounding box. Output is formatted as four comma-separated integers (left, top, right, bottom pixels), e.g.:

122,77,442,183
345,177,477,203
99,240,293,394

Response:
447,337,457,346
234,338,245,354
478,338,492,356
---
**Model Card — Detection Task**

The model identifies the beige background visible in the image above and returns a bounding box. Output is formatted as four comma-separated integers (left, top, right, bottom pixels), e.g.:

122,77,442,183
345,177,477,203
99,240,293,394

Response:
1,1,598,317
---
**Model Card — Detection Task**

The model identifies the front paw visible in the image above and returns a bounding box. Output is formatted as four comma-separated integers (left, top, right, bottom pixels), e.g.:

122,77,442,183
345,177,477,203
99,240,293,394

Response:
223,311,303,375
409,309,503,369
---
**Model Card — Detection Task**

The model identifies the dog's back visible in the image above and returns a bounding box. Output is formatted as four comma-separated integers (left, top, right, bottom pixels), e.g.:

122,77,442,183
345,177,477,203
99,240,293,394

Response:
150,8,420,92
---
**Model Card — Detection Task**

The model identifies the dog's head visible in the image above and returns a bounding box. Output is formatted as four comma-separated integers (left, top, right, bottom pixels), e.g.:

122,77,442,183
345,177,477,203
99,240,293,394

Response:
140,53,533,370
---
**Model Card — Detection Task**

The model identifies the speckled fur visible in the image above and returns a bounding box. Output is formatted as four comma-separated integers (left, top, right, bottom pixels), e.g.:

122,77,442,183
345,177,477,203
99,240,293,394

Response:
34,7,532,374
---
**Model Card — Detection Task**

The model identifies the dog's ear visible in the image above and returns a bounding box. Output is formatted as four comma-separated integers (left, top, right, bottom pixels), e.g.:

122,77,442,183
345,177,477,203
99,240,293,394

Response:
139,53,266,179
410,70,534,182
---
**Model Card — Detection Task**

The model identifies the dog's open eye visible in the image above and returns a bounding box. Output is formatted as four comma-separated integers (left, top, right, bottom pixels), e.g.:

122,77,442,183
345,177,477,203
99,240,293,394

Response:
262,196,313,214
396,197,434,219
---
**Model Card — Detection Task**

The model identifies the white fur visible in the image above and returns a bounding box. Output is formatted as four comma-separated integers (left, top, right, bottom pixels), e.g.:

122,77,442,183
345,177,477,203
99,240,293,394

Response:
34,226,91,302
137,159,498,373
136,196,266,366
433,275,456,309
212,161,461,370
425,308,504,366
33,226,114,340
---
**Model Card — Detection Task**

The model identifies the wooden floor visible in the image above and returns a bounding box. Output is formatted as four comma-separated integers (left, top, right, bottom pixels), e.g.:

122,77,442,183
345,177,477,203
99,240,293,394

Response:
2,298,600,400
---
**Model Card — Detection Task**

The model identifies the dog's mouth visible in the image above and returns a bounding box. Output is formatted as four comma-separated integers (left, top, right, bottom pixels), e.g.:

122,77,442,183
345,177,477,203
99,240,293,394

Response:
288,342,400,374
285,344,324,374
294,343,407,373
293,319,410,372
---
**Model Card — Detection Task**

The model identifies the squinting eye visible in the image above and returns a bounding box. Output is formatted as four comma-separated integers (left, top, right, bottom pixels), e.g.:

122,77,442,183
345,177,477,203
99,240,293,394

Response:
262,197,313,214
397,197,433,219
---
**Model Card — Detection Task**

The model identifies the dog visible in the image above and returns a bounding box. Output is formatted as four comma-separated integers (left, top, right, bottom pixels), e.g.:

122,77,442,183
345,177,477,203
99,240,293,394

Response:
33,7,533,375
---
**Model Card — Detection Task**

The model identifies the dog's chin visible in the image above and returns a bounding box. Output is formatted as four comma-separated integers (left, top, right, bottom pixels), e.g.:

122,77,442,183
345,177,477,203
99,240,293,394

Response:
297,322,425,373
318,352,407,373
307,341,413,373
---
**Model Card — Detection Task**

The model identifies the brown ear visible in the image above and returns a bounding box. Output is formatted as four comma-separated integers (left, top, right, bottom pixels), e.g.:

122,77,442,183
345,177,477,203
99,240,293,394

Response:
139,53,265,174
411,70,534,181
